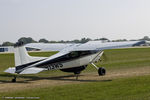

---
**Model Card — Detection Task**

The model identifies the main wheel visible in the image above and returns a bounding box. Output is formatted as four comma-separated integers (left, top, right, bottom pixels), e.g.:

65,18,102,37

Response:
12,78,16,82
98,67,106,76
11,76,16,82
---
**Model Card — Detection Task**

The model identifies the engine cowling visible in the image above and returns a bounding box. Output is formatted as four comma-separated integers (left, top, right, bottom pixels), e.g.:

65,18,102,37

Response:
98,67,106,76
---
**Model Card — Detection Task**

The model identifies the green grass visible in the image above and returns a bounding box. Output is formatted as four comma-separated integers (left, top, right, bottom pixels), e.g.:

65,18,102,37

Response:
86,48,150,72
0,53,15,73
1,75,150,100
28,51,58,57
0,48,150,100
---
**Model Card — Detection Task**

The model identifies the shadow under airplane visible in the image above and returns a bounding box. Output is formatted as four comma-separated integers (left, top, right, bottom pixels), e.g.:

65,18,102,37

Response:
0,73,112,84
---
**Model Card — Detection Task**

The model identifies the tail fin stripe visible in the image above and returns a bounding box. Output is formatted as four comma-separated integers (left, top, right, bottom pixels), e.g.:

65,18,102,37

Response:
15,59,45,73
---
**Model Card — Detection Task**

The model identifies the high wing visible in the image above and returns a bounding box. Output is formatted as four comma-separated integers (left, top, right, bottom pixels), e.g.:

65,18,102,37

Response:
60,40,146,51
25,43,80,51
25,41,145,52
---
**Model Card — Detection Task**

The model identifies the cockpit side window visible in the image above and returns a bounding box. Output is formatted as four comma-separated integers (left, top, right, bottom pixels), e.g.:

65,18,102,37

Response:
79,51,90,56
79,50,98,56
69,51,79,58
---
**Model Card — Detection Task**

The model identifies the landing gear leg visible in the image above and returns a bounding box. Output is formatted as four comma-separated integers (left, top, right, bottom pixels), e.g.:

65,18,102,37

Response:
91,63,99,70
12,76,16,82
91,63,106,76
75,74,79,80
74,71,80,80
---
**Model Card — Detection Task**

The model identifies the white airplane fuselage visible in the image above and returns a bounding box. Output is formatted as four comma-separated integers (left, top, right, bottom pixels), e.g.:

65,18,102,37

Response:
45,51,102,70
14,50,102,74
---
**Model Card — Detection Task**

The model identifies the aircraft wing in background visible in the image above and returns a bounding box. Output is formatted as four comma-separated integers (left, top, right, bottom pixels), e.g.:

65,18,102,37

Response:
60,40,146,52
25,41,146,52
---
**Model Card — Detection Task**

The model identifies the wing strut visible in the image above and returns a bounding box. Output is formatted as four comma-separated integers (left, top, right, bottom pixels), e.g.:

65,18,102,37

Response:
91,63,99,70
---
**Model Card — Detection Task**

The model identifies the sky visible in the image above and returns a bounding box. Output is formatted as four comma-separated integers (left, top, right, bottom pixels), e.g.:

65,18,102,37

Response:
0,0,150,44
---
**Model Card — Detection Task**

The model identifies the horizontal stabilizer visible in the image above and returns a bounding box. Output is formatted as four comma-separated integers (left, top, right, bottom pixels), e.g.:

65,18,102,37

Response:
19,67,46,74
4,67,16,74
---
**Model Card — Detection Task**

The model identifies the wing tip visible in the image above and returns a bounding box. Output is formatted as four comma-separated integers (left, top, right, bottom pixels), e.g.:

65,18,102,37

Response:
133,40,146,46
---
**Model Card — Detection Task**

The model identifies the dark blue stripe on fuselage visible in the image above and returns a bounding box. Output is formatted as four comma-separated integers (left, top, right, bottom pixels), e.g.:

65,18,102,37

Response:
15,59,45,73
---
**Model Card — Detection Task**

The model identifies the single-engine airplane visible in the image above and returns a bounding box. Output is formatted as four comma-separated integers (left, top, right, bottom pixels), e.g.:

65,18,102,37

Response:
4,40,145,82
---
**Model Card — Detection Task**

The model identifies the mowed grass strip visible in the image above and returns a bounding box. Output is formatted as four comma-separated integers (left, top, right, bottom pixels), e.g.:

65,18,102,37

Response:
1,75,150,100
0,47,150,100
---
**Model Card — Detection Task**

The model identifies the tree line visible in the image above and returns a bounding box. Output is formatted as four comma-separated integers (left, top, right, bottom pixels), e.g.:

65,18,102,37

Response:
0,36,150,46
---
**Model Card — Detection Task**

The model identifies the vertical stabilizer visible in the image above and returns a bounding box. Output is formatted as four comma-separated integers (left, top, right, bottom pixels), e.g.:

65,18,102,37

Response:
14,44,30,66
14,42,47,66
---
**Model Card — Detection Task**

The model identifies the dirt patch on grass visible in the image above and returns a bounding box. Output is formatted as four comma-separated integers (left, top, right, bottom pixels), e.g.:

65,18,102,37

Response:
0,66,150,93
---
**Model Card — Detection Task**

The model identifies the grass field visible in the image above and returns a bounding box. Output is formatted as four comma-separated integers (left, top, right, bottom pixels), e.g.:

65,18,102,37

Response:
0,47,150,100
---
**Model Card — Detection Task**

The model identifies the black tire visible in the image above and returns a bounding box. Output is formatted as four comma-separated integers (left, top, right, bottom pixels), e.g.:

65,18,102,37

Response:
74,71,81,75
12,78,16,82
98,67,106,76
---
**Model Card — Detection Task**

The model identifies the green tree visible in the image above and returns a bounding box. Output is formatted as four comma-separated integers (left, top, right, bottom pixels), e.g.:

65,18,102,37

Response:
18,37,37,44
58,40,65,43
94,38,110,41
80,38,91,43
49,41,57,43
2,41,14,46
112,39,127,42
72,39,80,43
39,38,49,43
141,36,150,41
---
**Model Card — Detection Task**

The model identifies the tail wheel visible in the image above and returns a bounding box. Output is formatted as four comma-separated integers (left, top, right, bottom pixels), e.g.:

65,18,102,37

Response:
12,79,16,82
11,76,16,82
98,67,106,76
